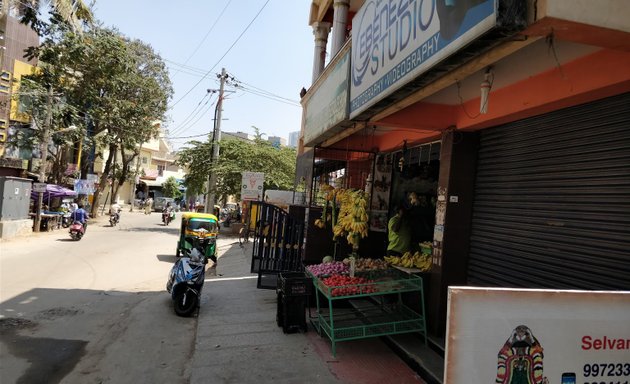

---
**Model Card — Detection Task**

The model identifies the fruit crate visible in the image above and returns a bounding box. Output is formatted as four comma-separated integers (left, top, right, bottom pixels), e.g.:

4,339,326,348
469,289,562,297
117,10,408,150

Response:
279,271,312,297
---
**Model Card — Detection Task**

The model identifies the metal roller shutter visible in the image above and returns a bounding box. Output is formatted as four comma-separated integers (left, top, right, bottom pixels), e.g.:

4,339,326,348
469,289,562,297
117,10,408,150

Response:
468,92,630,290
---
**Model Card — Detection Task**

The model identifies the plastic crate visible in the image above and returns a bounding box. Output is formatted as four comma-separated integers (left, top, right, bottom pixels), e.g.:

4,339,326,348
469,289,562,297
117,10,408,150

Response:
279,272,311,297
279,295,307,334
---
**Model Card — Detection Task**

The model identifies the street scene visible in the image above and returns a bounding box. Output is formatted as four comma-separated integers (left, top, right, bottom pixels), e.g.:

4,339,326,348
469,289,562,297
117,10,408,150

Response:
1,1,630,384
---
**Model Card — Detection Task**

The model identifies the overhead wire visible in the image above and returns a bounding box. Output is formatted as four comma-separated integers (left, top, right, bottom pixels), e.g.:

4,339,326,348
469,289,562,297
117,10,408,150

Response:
168,0,271,109
169,0,233,78
167,91,215,136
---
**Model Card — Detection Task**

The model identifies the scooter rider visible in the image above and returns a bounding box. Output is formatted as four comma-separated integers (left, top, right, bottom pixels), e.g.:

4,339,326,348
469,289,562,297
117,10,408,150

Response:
110,202,122,222
72,203,89,232
162,202,173,223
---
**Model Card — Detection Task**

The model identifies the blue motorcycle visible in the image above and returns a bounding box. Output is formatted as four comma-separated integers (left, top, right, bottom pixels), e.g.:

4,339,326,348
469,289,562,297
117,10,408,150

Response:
166,232,215,317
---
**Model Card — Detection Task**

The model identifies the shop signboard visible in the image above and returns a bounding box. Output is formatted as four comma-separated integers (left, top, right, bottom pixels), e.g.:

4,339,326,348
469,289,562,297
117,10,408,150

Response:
444,287,630,384
241,172,264,201
350,0,497,118
74,179,95,194
304,50,350,146
32,182,47,193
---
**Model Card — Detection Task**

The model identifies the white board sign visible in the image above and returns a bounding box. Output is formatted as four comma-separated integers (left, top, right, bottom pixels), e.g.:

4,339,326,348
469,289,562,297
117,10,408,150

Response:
241,172,264,201
444,287,630,384
33,182,47,193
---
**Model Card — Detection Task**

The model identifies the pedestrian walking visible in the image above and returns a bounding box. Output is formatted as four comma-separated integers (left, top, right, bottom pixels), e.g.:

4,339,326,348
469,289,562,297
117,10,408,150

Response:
144,197,153,214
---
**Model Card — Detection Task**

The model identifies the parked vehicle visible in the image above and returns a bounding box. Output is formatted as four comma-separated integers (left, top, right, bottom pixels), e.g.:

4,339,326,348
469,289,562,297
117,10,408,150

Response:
154,197,175,212
176,212,219,258
61,212,72,228
69,221,85,241
166,233,213,317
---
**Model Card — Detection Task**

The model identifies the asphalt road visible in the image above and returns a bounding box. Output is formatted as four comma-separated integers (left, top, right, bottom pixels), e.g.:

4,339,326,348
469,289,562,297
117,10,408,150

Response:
0,209,214,384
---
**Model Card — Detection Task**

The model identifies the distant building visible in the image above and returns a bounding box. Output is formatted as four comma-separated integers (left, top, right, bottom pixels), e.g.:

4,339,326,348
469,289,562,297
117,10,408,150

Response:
0,14,40,175
288,131,299,148
267,136,286,148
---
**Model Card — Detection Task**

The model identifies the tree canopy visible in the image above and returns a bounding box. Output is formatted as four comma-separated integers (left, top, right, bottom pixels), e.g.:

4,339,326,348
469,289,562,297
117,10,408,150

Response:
19,21,173,215
177,135,297,203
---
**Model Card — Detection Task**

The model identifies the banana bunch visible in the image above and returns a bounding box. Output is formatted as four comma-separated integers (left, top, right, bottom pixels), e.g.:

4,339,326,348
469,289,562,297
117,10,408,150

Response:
384,251,432,271
331,189,370,248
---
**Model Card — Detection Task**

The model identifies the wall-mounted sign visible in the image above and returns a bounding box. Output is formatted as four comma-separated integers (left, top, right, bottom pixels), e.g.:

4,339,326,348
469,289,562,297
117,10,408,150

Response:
350,0,496,117
444,287,630,384
303,50,350,146
241,172,264,201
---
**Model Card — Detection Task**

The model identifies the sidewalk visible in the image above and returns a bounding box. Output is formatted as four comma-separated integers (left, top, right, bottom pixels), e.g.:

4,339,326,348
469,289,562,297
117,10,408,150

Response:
190,229,425,384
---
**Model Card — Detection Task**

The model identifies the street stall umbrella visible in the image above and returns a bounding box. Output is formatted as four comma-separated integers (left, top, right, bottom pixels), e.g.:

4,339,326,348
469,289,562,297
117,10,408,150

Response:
30,184,78,207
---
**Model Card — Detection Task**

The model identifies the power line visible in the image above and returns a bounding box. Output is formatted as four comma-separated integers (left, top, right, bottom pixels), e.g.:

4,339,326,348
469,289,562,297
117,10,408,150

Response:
168,0,270,109
169,0,233,78
168,91,216,136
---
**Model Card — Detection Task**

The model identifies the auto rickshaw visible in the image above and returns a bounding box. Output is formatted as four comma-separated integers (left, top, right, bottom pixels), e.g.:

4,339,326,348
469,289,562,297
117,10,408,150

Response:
176,212,219,261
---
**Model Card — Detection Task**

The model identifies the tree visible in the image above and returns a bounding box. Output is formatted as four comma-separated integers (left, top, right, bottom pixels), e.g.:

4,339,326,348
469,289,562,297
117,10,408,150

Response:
14,0,93,35
177,135,297,204
162,176,182,199
23,24,173,216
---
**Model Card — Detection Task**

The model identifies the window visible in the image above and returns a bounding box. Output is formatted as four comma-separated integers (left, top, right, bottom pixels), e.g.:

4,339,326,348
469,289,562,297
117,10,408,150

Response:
157,164,165,176
142,157,147,164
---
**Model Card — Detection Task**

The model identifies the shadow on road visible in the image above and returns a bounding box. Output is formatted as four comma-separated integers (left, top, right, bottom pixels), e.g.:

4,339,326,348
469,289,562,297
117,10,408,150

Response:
0,287,177,384
55,238,77,242
122,226,179,235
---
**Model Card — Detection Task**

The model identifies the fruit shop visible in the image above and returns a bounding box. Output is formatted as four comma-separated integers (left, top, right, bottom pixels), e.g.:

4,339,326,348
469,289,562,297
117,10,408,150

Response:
292,143,443,353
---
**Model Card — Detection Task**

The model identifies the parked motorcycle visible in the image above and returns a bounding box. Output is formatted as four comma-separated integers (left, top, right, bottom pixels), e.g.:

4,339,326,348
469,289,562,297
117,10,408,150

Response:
166,234,212,317
61,212,72,228
69,221,85,241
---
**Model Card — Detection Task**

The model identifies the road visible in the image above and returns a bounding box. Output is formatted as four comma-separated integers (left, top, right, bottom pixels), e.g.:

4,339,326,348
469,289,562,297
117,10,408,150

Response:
0,210,227,384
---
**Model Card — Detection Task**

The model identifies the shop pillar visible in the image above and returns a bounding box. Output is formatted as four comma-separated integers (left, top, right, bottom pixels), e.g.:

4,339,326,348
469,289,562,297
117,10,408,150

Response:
331,0,350,57
428,129,479,336
311,22,331,84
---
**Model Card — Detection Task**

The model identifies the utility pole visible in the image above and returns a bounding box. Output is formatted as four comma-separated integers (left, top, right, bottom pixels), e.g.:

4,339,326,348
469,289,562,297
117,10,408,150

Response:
205,67,226,214
33,86,53,233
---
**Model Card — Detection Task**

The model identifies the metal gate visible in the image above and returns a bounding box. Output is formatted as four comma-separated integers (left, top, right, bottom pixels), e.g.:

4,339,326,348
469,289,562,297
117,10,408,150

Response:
468,92,630,290
249,201,305,289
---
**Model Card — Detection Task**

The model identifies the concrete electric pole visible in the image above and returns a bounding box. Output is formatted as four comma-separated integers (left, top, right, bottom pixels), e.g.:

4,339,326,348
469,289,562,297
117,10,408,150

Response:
205,68,227,214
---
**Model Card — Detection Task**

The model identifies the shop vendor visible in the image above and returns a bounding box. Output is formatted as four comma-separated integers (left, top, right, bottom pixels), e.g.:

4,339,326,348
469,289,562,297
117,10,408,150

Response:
387,206,411,256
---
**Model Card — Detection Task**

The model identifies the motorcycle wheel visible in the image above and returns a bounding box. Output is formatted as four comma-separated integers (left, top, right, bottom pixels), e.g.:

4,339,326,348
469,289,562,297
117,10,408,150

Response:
174,290,198,317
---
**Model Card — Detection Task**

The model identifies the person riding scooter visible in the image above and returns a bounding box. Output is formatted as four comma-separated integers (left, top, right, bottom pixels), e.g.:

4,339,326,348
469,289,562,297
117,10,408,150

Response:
72,203,89,233
162,202,175,225
110,202,122,226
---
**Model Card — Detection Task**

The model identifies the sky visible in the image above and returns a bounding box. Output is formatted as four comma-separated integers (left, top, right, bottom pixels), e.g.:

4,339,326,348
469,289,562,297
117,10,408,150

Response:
92,0,314,149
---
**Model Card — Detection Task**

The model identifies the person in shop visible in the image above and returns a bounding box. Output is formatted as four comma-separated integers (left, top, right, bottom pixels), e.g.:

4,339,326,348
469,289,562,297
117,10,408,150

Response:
387,205,412,256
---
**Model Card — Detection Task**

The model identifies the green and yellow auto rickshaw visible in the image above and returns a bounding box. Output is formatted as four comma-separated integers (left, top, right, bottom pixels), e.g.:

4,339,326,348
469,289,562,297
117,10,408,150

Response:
176,212,219,262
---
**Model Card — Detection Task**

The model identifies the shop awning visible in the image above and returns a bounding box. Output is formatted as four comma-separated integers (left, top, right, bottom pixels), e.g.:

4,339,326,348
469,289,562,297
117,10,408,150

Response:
30,184,77,201
139,179,164,187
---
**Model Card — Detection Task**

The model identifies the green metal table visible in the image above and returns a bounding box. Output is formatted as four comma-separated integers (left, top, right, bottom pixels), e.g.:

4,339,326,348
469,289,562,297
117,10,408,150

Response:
307,268,427,357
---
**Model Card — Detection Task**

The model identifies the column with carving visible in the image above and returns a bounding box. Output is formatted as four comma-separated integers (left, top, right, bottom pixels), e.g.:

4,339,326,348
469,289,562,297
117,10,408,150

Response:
311,22,331,83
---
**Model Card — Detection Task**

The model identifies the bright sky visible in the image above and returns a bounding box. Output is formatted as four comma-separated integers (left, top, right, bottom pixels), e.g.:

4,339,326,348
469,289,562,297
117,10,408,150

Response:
93,0,313,149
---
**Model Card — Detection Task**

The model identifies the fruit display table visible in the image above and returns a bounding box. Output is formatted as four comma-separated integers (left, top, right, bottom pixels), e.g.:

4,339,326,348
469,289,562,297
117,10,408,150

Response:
306,268,427,357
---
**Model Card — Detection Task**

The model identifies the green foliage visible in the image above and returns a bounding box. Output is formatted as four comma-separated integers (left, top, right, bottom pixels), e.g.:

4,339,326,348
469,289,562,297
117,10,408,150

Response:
21,22,173,215
177,136,297,201
162,176,182,199
16,0,94,36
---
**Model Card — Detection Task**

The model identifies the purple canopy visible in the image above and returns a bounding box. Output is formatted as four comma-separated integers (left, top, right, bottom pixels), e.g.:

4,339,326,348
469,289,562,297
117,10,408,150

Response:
30,184,77,201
